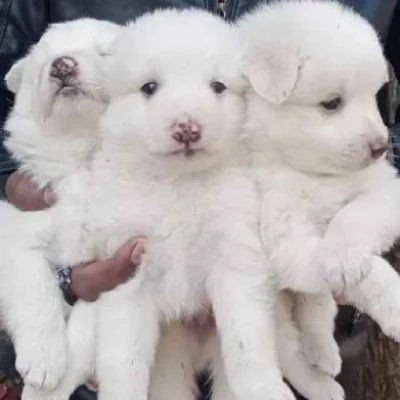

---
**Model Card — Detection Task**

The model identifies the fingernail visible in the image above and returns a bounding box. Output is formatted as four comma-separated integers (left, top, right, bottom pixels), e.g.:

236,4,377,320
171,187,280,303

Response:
131,251,143,265
334,295,347,305
43,188,56,205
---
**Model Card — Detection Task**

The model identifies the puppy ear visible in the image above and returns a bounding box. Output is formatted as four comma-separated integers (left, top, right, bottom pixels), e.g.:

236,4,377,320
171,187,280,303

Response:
245,47,301,104
5,57,27,94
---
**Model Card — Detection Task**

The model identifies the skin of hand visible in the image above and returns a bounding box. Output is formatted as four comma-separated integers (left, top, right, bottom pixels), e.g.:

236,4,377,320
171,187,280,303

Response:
5,172,56,211
71,238,146,302
5,171,146,300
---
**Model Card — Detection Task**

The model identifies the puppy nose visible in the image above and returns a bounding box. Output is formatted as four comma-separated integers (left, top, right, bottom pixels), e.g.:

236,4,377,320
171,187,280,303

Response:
50,56,78,84
171,120,202,144
369,137,388,159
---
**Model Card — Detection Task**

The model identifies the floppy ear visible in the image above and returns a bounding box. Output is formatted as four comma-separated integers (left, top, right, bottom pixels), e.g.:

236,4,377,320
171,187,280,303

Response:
245,46,301,104
5,57,27,94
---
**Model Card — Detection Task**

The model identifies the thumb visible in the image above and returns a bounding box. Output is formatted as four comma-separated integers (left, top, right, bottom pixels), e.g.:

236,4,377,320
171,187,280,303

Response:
111,237,147,280
130,237,146,265
43,187,57,206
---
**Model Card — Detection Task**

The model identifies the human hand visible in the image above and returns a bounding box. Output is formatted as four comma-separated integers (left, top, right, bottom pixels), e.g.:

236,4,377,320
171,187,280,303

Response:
70,237,146,302
5,171,56,211
6,173,146,302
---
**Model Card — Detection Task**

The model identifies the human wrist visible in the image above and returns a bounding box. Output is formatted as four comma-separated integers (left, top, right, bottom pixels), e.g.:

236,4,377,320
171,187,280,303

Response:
69,263,101,303
54,265,78,306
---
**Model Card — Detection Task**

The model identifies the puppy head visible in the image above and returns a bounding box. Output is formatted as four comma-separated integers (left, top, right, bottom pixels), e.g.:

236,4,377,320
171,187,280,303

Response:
239,0,389,175
102,8,246,175
5,18,121,125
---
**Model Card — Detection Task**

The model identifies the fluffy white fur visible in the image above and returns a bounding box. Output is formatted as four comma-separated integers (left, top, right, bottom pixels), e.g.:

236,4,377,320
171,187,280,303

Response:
21,8,295,400
0,18,121,390
239,0,400,384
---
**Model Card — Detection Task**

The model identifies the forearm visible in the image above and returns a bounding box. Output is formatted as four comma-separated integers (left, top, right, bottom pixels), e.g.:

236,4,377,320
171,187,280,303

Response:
54,238,145,305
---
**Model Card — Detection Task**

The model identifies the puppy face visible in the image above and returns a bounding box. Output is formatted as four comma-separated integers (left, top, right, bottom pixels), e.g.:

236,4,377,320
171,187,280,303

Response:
6,18,121,124
102,9,246,174
240,0,389,176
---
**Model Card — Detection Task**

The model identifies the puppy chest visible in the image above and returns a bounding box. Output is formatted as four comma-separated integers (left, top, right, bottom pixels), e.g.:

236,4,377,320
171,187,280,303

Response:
91,185,212,255
260,180,355,245
146,252,210,317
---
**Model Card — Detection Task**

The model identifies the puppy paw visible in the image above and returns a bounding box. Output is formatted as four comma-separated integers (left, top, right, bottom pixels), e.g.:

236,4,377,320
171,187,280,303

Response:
373,306,400,342
250,381,296,400
21,385,67,400
343,256,400,342
314,375,345,400
15,331,68,390
266,382,296,400
22,379,78,400
296,367,344,400
302,337,342,377
319,241,373,292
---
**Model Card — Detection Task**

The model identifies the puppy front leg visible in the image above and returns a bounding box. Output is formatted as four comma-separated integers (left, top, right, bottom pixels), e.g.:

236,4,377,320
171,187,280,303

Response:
209,337,237,400
276,292,344,400
0,207,68,390
293,293,340,377
319,179,400,292
22,301,96,400
97,284,159,400
5,253,67,391
207,231,295,400
343,255,400,342
150,321,198,400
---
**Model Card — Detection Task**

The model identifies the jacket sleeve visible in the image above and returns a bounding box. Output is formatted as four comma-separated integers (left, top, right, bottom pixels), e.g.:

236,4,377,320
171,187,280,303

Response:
0,0,48,198
384,2,400,173
386,2,400,124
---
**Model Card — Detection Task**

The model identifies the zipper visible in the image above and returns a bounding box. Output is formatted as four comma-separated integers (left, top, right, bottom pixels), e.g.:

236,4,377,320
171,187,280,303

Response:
223,0,238,21
217,0,227,19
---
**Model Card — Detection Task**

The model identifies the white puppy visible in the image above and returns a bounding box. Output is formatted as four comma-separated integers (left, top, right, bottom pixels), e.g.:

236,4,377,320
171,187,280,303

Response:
1,18,121,390
5,18,120,189
23,8,343,400
22,8,295,400
239,0,400,382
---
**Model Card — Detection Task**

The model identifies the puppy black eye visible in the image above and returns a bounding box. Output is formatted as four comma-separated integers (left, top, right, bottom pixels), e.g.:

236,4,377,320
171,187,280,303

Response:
210,81,226,94
320,97,342,111
141,82,158,96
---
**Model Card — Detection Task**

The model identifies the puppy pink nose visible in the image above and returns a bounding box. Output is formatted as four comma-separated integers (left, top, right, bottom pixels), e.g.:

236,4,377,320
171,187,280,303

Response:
171,120,202,144
50,56,78,85
369,138,388,159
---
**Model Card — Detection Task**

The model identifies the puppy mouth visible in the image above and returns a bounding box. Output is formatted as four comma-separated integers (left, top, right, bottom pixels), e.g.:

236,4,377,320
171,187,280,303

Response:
49,57,93,99
55,83,90,98
169,146,205,157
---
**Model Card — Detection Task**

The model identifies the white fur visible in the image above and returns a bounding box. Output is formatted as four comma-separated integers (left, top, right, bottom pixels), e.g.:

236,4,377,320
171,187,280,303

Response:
5,18,120,189
239,0,400,393
148,293,345,400
1,18,121,390
22,9,293,400
205,292,344,400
